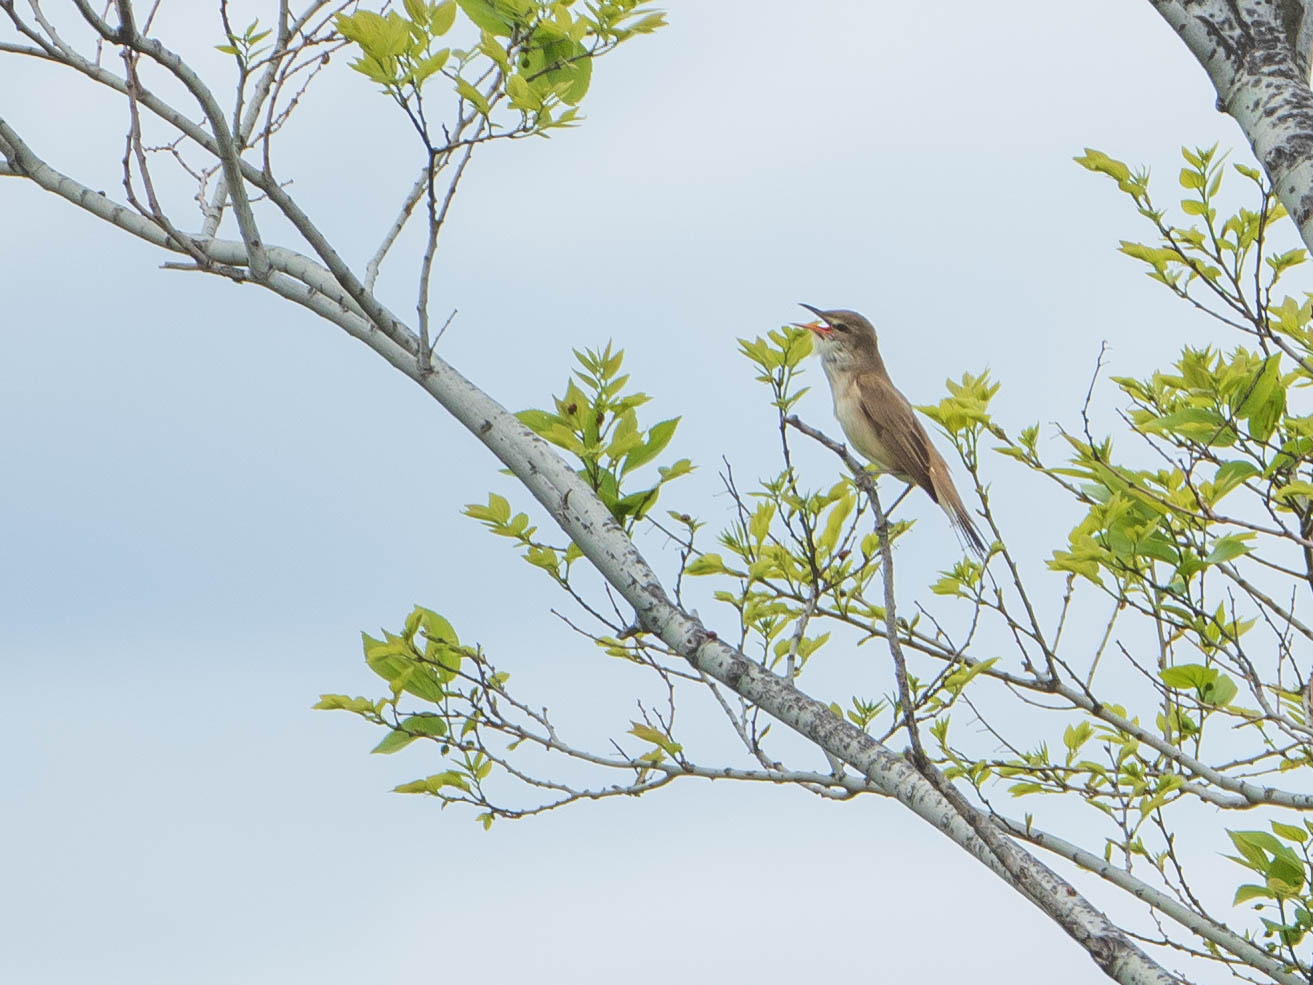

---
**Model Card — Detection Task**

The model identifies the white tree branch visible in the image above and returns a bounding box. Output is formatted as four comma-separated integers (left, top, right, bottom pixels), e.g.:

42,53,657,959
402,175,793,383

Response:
364,168,428,292
1150,0,1313,247
1001,816,1302,985
68,0,272,279
201,1,342,241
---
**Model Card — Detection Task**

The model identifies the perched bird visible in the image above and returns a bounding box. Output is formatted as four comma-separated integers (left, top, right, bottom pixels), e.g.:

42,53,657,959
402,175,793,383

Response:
798,303,987,557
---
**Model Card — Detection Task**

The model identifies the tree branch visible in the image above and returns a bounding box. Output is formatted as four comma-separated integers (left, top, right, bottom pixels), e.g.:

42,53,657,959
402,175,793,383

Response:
70,0,272,278
1001,815,1305,985
1150,0,1313,249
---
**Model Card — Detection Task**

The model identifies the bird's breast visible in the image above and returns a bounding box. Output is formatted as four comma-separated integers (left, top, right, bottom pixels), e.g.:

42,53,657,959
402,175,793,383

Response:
829,373,900,475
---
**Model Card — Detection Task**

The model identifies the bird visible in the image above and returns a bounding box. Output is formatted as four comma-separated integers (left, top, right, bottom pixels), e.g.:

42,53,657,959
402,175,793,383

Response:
797,303,987,557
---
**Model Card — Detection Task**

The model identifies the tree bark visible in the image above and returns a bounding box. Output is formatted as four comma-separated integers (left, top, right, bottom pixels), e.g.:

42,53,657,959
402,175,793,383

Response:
1151,1,1313,245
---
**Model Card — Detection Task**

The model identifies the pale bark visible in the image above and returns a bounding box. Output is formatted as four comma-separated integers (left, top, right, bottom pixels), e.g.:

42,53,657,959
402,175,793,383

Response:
1150,1,1313,246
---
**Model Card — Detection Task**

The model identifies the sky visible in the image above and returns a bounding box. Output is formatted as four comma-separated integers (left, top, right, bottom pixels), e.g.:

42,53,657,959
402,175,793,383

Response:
0,2,1281,982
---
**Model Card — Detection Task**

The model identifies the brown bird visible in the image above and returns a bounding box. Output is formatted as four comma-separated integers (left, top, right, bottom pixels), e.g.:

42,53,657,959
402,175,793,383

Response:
799,304,987,557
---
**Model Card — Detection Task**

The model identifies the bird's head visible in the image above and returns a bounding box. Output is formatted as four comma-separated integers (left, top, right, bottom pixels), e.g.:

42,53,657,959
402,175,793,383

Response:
797,304,879,369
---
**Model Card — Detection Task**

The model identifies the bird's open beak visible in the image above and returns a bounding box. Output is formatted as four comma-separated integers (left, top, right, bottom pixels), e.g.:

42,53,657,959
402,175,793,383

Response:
796,302,833,337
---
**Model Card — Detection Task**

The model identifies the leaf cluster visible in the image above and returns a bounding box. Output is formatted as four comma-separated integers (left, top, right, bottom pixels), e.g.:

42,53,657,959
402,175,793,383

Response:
515,343,690,532
316,605,503,828
1230,823,1313,951
336,0,665,136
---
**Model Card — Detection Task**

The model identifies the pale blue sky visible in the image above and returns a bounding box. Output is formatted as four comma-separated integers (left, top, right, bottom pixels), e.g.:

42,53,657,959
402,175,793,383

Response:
1,3,1265,982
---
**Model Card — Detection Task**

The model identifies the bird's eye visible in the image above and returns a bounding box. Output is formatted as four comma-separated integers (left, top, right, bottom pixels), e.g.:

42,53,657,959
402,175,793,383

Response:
833,322,847,332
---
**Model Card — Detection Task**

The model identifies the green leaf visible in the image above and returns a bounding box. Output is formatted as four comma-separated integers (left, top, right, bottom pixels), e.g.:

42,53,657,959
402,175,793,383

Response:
372,730,420,754
394,770,470,795
524,545,559,570
622,418,679,474
335,10,383,45
1063,721,1093,752
519,34,592,104
412,606,460,646
488,493,511,522
351,53,399,85
1119,241,1183,272
1201,674,1237,707
430,0,458,34
930,573,965,597
1268,249,1308,281
944,658,999,695
312,694,375,714
603,410,642,462
376,12,414,57
1234,884,1271,905
401,712,448,737
1273,821,1309,844
613,486,658,522
1159,663,1217,691
506,73,541,112
1230,829,1285,865
363,631,446,702
628,722,682,757
410,49,450,86
455,0,514,35
1276,480,1313,506
1237,355,1285,442
748,503,775,544
657,458,693,481
1210,460,1259,502
455,77,491,114
1009,782,1046,797
1204,533,1255,565
818,493,855,554
479,28,512,73
685,553,729,576
625,11,667,33
1074,149,1133,190
516,408,560,435
1141,407,1235,445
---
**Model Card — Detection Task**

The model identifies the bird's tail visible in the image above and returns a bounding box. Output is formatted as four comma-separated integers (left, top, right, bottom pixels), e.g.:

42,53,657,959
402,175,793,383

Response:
930,470,988,558
946,497,988,558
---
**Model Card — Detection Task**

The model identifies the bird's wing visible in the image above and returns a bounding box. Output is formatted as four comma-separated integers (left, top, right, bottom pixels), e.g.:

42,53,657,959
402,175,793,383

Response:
854,370,937,498
854,370,988,557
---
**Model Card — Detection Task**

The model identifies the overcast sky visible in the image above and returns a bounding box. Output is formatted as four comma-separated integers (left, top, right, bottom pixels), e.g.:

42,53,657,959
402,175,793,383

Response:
0,3,1274,983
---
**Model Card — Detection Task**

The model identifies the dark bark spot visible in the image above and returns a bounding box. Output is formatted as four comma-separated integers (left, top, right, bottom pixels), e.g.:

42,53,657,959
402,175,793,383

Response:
1212,7,1313,227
